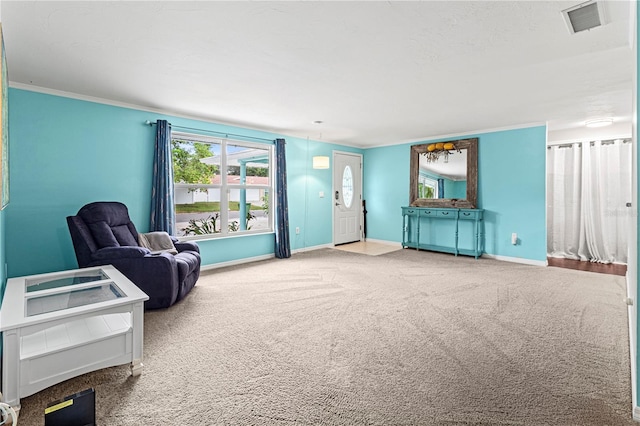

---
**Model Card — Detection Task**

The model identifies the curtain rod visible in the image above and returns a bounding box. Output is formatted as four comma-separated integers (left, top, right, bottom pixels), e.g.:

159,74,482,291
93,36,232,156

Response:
547,138,631,148
144,120,275,143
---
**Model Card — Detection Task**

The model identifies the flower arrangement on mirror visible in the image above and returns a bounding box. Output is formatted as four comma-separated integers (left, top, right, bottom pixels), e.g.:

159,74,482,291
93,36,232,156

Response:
421,142,461,163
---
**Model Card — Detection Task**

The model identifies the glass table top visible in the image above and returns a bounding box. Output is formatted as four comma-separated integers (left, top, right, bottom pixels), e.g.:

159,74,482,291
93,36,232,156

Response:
26,283,125,317
26,269,109,293
0,266,148,330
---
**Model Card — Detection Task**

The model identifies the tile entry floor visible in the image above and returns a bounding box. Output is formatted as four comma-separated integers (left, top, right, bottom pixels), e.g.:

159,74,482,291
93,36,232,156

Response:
332,240,403,256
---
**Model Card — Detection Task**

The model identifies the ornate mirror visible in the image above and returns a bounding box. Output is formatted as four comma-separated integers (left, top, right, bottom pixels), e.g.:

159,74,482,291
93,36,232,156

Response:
409,138,478,208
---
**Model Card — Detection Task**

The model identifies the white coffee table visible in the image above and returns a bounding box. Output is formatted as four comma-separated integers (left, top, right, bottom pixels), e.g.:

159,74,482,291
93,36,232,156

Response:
0,265,149,410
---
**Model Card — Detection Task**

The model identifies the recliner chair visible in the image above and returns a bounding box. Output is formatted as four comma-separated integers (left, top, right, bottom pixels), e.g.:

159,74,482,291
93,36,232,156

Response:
66,201,201,309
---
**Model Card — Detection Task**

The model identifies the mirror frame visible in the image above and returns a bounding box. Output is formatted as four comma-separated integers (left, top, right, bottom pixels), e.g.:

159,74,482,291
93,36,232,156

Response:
409,137,478,209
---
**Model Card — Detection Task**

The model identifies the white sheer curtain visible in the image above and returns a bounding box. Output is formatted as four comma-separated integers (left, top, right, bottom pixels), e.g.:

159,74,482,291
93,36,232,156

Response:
547,139,632,264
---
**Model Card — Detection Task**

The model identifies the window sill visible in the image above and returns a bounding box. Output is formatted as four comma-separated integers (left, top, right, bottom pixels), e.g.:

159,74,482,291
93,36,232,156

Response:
176,229,275,244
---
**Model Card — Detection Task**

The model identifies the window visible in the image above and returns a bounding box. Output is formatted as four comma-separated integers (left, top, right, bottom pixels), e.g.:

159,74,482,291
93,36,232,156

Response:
172,132,273,238
342,165,354,208
418,175,437,199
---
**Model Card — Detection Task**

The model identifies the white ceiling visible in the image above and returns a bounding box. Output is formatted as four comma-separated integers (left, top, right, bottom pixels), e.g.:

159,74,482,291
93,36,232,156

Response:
1,1,635,148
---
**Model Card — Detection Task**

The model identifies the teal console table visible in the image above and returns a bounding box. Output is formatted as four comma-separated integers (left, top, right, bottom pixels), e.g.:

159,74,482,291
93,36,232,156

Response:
402,207,484,259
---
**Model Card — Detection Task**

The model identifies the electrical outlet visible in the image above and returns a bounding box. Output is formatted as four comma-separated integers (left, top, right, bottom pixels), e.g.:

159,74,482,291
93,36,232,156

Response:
295,227,300,235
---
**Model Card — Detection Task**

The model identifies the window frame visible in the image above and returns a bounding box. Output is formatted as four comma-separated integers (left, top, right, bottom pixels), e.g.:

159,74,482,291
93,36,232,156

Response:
172,131,274,240
418,174,438,199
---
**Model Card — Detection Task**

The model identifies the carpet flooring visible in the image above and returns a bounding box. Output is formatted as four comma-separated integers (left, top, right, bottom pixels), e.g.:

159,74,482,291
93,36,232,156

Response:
14,248,634,425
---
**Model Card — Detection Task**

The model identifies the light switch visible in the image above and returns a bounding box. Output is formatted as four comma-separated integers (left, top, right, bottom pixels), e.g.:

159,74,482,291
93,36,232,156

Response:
319,191,324,198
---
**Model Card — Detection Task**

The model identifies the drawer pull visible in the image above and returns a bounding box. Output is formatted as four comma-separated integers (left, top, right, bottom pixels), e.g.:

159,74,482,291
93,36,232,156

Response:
463,212,471,216
441,212,449,215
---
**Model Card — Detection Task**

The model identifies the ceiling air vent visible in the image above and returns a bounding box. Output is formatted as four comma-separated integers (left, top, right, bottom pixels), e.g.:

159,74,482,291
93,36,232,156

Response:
562,1,607,34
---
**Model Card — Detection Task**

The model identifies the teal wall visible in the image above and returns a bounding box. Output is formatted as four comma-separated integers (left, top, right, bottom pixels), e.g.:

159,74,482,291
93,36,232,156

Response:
8,90,154,276
7,89,547,272
6,88,548,277
364,126,547,262
478,126,546,261
449,180,466,199
363,143,408,242
285,140,361,251
7,88,360,277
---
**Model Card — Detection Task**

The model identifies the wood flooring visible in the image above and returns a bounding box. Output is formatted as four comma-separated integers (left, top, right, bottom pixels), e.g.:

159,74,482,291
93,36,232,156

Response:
547,256,627,276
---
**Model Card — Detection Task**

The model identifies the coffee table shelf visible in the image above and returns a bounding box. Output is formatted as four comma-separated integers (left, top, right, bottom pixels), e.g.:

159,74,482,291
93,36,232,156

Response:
21,313,131,359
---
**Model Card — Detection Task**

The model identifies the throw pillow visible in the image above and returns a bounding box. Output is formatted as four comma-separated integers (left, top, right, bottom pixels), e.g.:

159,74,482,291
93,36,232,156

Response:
112,224,139,246
88,221,119,248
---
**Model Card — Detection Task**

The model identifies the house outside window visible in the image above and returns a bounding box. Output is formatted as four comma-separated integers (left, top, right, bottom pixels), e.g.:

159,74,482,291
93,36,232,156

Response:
172,132,273,237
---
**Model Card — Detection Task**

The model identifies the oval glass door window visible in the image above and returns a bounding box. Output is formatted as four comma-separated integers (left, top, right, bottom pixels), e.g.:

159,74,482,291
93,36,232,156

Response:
342,165,354,208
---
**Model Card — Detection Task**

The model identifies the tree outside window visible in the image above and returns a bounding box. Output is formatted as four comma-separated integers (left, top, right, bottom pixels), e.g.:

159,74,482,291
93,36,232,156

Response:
172,134,273,237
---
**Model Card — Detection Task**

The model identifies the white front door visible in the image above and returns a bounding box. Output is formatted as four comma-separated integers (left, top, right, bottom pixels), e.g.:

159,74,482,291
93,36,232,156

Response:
333,152,362,245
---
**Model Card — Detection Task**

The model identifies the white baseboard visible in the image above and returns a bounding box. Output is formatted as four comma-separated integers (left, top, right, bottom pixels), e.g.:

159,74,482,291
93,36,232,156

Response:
361,238,402,247
632,406,640,422
200,253,275,271
360,241,543,265
199,242,352,271
481,253,547,267
200,247,545,270
292,243,333,254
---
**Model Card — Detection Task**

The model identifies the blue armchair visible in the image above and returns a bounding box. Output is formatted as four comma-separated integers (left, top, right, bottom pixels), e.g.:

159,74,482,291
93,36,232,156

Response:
66,201,201,309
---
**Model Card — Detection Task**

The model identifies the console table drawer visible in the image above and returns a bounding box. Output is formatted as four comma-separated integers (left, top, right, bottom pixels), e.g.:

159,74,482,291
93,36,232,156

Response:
419,209,457,218
402,207,419,217
437,210,455,218
459,209,483,220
